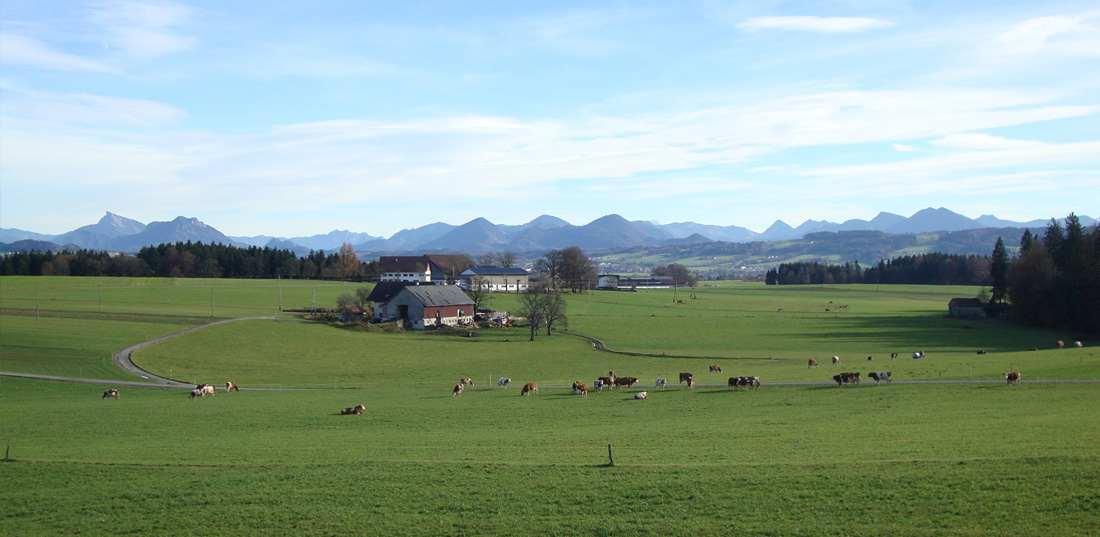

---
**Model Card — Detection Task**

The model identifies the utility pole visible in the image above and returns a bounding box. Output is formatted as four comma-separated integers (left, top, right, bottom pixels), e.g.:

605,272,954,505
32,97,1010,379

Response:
278,274,283,311
99,281,103,312
210,288,214,317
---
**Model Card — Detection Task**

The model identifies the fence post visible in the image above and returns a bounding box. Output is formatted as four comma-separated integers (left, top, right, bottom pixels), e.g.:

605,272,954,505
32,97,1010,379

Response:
607,444,615,466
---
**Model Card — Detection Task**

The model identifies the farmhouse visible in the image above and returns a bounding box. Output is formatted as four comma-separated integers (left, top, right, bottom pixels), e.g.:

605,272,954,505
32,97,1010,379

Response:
948,297,986,319
597,274,675,291
459,266,530,292
372,284,475,329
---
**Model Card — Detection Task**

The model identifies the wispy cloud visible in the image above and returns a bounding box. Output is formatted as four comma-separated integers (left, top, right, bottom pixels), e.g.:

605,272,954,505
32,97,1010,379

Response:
737,16,895,34
984,13,1100,58
88,0,197,60
0,32,118,72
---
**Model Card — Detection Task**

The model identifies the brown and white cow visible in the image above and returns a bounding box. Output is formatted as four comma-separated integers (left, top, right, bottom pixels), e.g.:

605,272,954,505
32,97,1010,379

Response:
461,378,474,386
832,356,841,365
808,359,818,368
709,365,722,373
678,372,694,384
1004,371,1022,385
869,371,892,384
341,404,366,414
613,376,638,389
575,383,588,397
102,389,119,399
225,381,239,392
1075,341,1084,348
190,389,205,400
452,383,465,397
634,391,648,400
196,383,215,396
1057,340,1065,349
521,382,539,396
655,378,668,389
890,353,898,360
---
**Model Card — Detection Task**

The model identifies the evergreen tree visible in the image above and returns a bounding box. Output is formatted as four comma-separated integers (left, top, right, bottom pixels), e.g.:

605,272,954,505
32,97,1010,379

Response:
990,237,1009,303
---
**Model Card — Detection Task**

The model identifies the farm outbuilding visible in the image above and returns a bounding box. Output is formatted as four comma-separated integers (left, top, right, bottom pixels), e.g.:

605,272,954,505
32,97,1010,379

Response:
948,297,986,319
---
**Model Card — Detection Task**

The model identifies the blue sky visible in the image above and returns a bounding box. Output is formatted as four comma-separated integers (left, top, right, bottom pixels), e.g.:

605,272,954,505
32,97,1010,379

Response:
2,1,1098,238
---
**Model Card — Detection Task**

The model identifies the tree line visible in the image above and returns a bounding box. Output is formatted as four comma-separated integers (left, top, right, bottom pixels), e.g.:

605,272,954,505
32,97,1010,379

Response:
765,254,995,286
0,241,377,280
1005,215,1099,333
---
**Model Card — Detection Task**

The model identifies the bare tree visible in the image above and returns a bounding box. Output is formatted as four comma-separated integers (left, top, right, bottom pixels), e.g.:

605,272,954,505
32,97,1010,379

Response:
465,276,490,313
536,249,564,290
497,250,517,268
560,246,596,293
477,253,496,266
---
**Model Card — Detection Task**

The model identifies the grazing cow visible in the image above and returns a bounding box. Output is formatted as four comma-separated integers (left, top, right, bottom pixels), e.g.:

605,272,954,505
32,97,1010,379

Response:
634,391,648,400
1004,371,1022,385
102,389,119,399
709,365,722,373
197,383,215,396
597,376,614,390
614,377,639,389
833,372,861,386
890,353,898,360
225,381,239,392
976,350,988,355
452,383,464,397
594,379,605,392
867,356,873,361
521,382,539,396
572,380,583,392
869,371,892,384
341,404,366,415
655,378,668,389
808,359,818,368
832,374,844,387
678,372,694,384
461,378,474,386
1075,341,1083,348
686,376,696,389
728,377,739,389
575,383,588,397
190,389,205,400
831,356,841,365
1057,340,1065,349
498,377,511,389
912,351,926,359
728,376,760,390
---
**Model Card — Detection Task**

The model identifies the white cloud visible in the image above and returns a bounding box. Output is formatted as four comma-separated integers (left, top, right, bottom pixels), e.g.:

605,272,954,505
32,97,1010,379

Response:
930,133,1044,151
88,0,197,60
1,88,187,128
737,16,895,34
985,13,1100,58
0,32,118,73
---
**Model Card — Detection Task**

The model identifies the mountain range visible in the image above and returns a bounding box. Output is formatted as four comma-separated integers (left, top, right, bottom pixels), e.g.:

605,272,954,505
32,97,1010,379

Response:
2,209,1094,256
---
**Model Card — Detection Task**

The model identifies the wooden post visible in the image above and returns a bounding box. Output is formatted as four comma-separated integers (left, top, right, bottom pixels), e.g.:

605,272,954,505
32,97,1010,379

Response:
607,444,615,466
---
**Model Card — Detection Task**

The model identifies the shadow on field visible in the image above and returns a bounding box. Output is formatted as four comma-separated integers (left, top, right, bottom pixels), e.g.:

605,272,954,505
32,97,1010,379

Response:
781,314,1058,354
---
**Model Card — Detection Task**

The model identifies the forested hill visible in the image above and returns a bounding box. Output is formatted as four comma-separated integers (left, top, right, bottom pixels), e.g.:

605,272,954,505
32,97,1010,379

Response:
598,227,1038,275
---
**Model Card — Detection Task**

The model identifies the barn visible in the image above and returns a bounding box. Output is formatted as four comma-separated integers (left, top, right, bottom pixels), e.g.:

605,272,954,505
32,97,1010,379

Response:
372,284,475,330
948,297,986,319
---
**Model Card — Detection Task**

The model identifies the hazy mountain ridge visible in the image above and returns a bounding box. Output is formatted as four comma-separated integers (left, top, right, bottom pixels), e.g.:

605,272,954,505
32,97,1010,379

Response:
2,209,1095,256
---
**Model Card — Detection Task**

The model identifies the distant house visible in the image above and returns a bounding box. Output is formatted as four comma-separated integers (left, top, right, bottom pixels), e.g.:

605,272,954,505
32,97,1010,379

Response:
948,298,986,319
377,254,472,284
372,284,475,329
597,274,674,291
459,266,530,292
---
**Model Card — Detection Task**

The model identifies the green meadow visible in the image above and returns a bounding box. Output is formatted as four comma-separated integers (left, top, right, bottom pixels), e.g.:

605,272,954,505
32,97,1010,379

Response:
2,276,1098,536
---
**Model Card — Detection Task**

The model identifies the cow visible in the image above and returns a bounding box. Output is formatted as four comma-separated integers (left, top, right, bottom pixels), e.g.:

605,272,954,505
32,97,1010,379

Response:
1075,341,1084,348
634,391,648,400
225,381,239,392
834,372,861,386
832,356,841,365
497,377,511,389
890,353,898,360
728,377,739,389
744,376,761,390
869,371,892,384
102,389,119,399
1057,340,1065,349
597,377,614,390
1029,347,1039,351
976,350,988,355
341,404,366,415
614,377,639,389
808,359,818,368
685,376,696,389
197,383,215,396
678,372,694,384
572,380,583,392
594,379,605,392
912,351,925,359
709,365,722,373
461,378,474,386
832,374,844,387
575,383,588,397
867,356,873,361
521,382,539,396
655,378,668,389
1004,371,1022,385
452,383,464,397
190,389,205,400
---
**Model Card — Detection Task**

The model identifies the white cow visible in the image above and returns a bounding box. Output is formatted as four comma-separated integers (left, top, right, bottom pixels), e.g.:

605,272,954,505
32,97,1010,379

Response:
655,378,667,390
497,377,511,389
634,391,648,400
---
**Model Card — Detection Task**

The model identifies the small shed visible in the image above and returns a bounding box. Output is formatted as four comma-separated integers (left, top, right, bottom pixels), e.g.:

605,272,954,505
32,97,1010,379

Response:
948,298,986,319
373,285,475,330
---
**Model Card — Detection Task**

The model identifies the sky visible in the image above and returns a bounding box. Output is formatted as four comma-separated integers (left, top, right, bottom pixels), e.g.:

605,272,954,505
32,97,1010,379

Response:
1,1,1098,239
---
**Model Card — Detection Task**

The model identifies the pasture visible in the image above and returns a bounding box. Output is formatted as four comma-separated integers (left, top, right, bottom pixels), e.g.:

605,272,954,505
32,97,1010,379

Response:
2,276,1098,536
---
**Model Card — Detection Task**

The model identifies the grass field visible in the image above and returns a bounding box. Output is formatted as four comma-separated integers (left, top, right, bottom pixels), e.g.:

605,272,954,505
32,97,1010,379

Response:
2,276,1098,536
